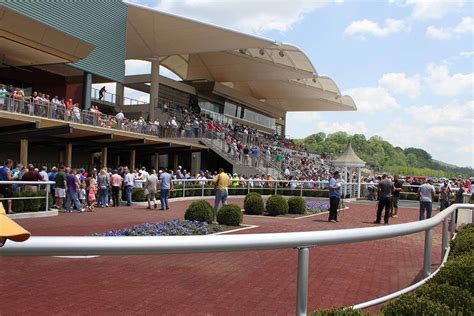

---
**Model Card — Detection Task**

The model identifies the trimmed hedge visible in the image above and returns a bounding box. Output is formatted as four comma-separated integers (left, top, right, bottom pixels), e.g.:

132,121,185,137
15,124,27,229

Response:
266,195,288,216
132,188,146,202
414,283,474,315
244,192,261,204
244,194,264,215
217,204,243,226
431,250,474,294
381,294,453,316
21,190,41,212
288,196,306,214
311,308,369,316
450,223,474,257
184,200,214,224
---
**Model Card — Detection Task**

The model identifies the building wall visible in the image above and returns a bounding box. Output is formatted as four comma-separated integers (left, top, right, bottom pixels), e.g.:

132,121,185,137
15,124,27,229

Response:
3,0,128,83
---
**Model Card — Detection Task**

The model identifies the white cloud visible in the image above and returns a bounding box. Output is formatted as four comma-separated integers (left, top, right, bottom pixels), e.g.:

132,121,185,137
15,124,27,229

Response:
460,51,474,58
125,60,151,75
153,0,335,34
426,16,474,40
344,18,407,39
425,63,474,97
343,87,399,113
379,73,421,98
317,121,368,135
392,0,466,21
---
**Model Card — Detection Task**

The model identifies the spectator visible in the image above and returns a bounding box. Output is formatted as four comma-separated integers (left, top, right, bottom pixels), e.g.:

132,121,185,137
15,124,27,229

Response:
123,167,134,206
0,159,15,214
212,168,230,222
99,86,106,100
110,169,123,207
54,166,67,210
65,168,84,213
417,179,436,220
159,168,172,210
145,169,158,209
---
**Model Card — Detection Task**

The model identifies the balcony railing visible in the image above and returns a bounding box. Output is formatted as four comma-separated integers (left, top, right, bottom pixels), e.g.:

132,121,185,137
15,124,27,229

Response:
91,88,147,106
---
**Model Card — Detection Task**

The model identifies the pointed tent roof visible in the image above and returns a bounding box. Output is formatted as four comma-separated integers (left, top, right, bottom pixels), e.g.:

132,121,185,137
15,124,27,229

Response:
333,144,366,167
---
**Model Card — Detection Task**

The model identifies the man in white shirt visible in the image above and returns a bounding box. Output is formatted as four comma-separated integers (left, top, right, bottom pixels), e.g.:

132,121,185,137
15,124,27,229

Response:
123,167,135,206
417,179,436,220
115,111,125,129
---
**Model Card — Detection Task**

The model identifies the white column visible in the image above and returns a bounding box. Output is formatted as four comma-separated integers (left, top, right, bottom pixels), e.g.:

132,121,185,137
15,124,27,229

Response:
149,59,160,121
116,82,124,107
357,167,361,198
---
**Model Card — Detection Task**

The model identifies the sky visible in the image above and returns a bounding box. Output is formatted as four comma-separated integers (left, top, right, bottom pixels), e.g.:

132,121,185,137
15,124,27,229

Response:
99,0,474,167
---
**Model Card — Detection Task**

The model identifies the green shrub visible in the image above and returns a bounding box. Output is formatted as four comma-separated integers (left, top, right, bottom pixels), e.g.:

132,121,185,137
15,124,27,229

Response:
132,188,146,202
184,200,214,223
37,190,53,211
400,192,418,200
266,195,288,216
381,294,453,316
217,204,243,226
244,195,264,215
244,192,261,203
22,190,41,212
11,192,24,213
431,250,474,294
414,283,474,315
450,225,474,257
311,307,369,316
288,196,306,214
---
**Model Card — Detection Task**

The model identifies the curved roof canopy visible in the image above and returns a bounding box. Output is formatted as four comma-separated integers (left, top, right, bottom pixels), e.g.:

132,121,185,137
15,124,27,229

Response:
125,2,356,113
333,144,366,167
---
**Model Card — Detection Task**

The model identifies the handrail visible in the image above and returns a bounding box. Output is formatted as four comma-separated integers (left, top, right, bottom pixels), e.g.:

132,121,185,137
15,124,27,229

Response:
1,203,473,315
0,181,54,212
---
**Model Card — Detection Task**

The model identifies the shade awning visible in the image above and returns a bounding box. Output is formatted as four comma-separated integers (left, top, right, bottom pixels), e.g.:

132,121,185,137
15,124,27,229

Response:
333,144,366,167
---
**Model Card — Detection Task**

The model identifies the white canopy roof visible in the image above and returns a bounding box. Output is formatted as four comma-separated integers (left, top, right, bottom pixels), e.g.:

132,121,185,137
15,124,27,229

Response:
333,144,366,167
125,2,356,113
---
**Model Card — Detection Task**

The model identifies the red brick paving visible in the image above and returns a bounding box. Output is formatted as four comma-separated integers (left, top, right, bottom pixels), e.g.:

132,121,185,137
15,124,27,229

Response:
0,198,443,315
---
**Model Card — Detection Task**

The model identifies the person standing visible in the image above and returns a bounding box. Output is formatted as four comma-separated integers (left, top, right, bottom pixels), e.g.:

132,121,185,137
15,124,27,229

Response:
374,174,394,225
391,175,403,218
65,168,84,213
367,178,375,201
0,159,14,214
97,169,110,208
159,168,172,210
110,169,123,207
212,168,230,221
439,180,451,212
417,179,436,220
54,166,67,210
145,169,158,209
123,167,135,206
328,171,342,223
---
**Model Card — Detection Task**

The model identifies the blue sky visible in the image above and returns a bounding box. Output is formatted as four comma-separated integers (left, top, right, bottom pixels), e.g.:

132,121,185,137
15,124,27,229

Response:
104,0,473,167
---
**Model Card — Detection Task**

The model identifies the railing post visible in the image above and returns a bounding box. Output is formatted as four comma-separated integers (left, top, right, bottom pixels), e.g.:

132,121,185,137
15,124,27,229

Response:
45,183,50,212
274,181,277,195
442,217,449,258
300,184,303,197
449,211,456,237
423,228,433,277
296,247,310,316
183,181,186,198
247,180,250,194
201,182,204,197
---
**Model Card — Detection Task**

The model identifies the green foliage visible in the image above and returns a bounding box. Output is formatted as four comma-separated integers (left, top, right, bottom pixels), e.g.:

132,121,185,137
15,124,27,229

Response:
37,190,53,211
414,283,474,315
381,294,453,316
310,307,369,316
11,192,24,213
217,204,243,226
287,196,306,214
266,195,288,216
132,188,146,202
184,200,214,223
22,190,41,212
244,194,264,215
450,224,474,257
431,250,474,294
296,132,473,177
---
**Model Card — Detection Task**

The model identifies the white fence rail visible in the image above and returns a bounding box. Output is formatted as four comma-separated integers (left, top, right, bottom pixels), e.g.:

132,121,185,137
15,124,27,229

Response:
1,200,472,315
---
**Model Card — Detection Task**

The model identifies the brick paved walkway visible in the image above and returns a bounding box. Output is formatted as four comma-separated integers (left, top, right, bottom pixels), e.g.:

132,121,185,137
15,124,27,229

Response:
0,198,443,315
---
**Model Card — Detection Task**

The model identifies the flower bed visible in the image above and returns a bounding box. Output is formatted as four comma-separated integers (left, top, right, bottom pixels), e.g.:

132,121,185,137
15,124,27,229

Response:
96,219,223,236
305,200,329,213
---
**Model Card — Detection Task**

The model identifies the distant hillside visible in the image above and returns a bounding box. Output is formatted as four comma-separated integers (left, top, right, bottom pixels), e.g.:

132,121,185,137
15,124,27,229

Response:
295,132,474,178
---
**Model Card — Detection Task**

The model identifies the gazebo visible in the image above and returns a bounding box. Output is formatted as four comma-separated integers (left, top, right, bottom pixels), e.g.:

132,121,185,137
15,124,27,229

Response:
333,144,366,198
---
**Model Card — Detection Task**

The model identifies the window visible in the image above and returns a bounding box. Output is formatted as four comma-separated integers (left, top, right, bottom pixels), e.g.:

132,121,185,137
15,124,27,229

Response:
198,98,223,113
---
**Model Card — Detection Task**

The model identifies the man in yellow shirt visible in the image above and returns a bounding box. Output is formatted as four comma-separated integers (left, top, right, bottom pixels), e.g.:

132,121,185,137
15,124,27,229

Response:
213,168,230,221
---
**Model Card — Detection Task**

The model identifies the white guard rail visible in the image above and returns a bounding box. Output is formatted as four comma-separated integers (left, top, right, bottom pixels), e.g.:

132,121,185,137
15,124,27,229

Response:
0,181,54,212
1,199,472,315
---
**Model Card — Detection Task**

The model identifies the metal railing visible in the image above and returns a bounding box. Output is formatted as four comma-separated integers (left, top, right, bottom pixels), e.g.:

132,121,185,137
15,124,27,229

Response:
0,181,54,212
91,88,147,106
1,202,472,315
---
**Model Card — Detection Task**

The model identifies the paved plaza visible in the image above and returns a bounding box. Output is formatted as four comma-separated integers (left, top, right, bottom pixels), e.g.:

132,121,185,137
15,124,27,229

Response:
0,198,444,315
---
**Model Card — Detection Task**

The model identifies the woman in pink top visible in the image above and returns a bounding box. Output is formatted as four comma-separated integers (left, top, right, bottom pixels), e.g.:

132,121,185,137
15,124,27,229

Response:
88,176,97,212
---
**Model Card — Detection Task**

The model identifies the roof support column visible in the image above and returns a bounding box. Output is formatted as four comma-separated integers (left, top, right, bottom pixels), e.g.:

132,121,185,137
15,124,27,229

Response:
116,82,124,107
65,143,73,168
20,139,28,167
82,72,92,111
149,59,160,121
130,149,136,172
357,168,361,199
101,147,108,169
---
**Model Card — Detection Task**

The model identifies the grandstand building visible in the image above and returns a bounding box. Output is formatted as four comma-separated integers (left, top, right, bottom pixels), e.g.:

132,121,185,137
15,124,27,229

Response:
0,1,356,175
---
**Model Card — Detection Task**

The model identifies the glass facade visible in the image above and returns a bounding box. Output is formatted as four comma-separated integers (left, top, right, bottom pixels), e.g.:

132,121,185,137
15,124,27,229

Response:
199,98,223,114
223,101,275,129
